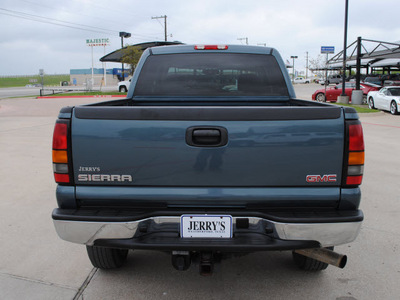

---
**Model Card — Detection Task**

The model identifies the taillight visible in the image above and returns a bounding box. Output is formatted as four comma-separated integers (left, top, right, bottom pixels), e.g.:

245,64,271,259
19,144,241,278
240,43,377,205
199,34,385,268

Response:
343,121,364,186
52,120,72,184
194,45,228,50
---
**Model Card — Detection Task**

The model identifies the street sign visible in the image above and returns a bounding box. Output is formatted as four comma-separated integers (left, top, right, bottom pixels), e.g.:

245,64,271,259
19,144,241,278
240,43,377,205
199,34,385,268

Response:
321,46,335,54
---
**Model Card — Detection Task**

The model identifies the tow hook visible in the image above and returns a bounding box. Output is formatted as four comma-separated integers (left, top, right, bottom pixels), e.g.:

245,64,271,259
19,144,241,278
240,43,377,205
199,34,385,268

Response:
199,252,214,276
171,251,191,271
171,251,221,275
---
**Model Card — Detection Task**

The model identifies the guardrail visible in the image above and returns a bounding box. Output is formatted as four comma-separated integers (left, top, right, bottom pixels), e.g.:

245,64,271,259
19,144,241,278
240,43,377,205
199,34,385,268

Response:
39,87,97,96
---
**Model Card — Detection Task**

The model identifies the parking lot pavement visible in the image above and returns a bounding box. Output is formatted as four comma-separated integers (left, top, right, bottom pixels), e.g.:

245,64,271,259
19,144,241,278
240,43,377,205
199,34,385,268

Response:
292,82,318,100
0,95,399,299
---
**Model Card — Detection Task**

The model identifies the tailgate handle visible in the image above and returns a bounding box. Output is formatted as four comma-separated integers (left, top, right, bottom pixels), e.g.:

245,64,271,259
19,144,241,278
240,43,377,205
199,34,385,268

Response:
186,127,228,147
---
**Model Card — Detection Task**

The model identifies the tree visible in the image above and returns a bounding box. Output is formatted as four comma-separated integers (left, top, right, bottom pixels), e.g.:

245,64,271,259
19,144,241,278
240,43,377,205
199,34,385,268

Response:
309,55,325,69
309,54,327,77
121,46,142,75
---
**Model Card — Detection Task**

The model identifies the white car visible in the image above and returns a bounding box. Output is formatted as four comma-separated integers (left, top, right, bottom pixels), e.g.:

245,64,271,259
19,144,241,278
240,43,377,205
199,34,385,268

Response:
367,86,400,115
293,77,310,84
319,75,342,85
118,78,131,92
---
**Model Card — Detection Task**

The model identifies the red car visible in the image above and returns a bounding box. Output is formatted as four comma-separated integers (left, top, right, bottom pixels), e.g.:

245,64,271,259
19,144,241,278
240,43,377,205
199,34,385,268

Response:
312,82,381,102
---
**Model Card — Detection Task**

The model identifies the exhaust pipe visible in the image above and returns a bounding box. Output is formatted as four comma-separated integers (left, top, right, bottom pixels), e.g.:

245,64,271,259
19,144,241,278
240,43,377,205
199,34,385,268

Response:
294,248,347,269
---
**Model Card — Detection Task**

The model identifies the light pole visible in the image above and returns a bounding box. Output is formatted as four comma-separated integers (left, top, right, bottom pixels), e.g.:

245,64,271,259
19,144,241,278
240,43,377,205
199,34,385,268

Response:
341,0,349,97
291,56,298,82
119,31,131,81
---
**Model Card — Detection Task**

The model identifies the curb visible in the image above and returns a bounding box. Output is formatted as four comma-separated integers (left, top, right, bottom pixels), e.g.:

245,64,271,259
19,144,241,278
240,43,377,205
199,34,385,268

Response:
36,95,126,99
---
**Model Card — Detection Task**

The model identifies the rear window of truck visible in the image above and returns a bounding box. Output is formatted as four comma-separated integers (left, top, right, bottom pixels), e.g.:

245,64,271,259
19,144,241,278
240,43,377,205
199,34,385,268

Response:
134,53,289,97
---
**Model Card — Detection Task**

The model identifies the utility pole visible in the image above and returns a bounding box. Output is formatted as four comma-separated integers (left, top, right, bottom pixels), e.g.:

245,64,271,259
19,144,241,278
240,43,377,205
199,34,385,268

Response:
152,15,167,41
238,37,248,45
91,45,94,84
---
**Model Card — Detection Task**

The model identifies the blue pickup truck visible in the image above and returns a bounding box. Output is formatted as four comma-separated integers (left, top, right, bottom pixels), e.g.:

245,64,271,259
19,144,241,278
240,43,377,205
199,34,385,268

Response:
52,44,364,275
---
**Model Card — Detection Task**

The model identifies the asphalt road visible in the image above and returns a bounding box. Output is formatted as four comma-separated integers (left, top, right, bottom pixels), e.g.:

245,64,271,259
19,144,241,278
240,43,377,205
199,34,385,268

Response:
0,87,42,99
0,87,399,300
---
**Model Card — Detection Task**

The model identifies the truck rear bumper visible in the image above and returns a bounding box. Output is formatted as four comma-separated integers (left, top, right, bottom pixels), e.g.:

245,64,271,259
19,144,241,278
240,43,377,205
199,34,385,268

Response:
52,209,363,249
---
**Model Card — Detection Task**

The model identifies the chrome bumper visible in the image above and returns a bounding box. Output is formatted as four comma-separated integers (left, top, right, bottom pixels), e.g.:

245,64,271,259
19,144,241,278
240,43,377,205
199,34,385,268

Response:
53,216,362,248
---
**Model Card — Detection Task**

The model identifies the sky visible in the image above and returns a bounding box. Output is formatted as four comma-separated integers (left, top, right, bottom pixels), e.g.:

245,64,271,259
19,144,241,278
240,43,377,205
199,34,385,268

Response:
0,0,399,76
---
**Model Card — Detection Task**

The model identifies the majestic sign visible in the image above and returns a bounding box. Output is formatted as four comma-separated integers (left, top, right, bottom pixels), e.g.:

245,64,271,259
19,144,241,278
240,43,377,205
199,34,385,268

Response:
86,38,110,47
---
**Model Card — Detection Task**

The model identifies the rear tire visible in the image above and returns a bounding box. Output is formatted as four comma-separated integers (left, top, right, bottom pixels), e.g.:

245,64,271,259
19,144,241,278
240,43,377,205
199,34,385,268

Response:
292,247,333,271
390,101,398,115
368,97,375,109
119,86,127,93
316,93,326,102
86,246,128,269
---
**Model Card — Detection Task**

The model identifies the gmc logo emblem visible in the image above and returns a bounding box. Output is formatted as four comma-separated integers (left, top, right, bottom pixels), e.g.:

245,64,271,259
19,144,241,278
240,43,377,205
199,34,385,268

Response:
306,174,337,183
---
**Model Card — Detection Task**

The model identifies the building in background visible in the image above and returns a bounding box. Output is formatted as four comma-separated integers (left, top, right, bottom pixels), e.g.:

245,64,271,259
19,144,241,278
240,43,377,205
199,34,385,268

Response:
69,68,130,87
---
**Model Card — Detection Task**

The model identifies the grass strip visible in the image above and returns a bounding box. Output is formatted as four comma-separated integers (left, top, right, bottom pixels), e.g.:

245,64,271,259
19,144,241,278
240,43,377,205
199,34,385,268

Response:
330,102,378,113
0,75,70,88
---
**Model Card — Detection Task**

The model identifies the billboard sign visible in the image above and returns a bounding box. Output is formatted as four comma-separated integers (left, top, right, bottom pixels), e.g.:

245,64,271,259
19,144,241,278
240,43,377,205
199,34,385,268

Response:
86,38,110,47
112,68,130,75
321,46,335,54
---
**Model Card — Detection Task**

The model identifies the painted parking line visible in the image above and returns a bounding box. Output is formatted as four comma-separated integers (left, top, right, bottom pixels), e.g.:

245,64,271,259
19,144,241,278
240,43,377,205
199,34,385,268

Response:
362,122,400,129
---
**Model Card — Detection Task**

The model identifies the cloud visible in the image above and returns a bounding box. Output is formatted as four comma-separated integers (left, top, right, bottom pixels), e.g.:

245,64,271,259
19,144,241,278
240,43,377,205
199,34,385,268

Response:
0,0,399,75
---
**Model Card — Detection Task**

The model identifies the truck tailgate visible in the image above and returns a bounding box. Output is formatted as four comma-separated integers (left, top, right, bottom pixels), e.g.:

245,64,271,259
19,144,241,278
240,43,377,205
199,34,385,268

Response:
71,106,344,188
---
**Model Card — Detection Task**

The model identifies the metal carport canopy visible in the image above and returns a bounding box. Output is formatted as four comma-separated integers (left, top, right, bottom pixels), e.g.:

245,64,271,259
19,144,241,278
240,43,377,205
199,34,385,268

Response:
326,58,377,69
370,58,400,67
346,58,377,67
325,38,400,89
100,41,184,63
327,38,400,67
